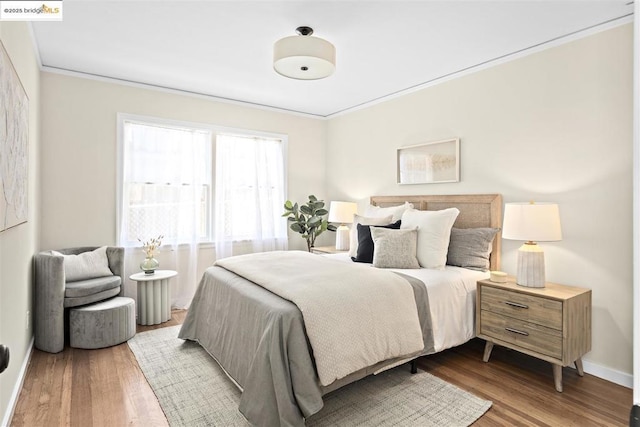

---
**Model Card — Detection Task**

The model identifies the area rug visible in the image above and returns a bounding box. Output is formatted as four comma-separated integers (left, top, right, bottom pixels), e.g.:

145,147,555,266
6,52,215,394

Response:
128,326,492,426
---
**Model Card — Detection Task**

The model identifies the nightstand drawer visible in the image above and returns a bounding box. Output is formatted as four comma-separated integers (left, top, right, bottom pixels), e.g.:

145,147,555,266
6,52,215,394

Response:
480,311,563,359
480,286,562,330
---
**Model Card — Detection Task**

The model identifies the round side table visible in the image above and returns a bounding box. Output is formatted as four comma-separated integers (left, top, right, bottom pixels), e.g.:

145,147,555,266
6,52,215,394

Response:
129,270,177,325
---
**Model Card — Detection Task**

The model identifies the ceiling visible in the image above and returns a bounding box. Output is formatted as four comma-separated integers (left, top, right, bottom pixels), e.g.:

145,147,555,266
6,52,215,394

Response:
32,1,634,118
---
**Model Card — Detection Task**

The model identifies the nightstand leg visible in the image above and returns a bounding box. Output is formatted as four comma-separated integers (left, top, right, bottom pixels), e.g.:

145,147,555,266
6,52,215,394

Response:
575,358,584,376
552,364,563,392
482,341,494,362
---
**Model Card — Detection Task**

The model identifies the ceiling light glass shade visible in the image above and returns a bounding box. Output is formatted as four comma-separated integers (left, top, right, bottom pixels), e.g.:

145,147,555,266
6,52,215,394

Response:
502,202,562,242
273,35,336,80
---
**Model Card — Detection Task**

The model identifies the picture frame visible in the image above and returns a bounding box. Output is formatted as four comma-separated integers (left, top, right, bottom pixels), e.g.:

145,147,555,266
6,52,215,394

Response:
397,138,459,184
0,40,29,231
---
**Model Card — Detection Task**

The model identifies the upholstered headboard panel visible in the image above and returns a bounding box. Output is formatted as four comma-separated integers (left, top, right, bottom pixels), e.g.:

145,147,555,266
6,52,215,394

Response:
369,194,502,271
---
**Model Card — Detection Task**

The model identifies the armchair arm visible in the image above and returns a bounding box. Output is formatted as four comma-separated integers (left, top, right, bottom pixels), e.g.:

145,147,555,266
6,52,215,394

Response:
34,252,66,353
106,247,125,296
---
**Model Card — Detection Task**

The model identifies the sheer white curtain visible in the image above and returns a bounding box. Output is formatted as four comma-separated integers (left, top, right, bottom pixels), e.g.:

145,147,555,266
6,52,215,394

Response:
119,120,211,309
214,134,288,259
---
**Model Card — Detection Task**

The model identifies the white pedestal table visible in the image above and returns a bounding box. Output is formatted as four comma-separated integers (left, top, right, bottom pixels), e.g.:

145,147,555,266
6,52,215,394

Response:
129,270,177,325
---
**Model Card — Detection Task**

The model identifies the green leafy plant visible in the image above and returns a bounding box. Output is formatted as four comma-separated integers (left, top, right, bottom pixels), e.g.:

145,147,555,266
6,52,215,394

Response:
283,195,337,251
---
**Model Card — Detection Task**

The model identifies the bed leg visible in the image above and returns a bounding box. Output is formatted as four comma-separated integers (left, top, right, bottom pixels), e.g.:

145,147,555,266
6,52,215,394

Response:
410,359,418,374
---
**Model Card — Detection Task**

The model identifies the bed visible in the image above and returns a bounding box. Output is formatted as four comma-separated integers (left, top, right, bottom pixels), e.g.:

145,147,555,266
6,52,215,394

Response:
178,194,502,426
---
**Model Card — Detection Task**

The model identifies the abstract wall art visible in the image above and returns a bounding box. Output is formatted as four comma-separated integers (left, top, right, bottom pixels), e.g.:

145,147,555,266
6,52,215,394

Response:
0,40,29,231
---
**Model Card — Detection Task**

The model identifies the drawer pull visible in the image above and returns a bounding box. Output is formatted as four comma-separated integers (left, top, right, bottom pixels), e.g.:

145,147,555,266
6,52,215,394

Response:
505,301,529,309
505,327,529,336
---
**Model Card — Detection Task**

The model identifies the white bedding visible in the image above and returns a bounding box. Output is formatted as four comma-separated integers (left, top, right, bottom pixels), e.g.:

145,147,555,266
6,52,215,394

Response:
324,253,489,353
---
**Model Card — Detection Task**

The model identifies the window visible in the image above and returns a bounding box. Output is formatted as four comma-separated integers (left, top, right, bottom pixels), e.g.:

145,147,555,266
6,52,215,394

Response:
117,115,287,250
215,133,287,242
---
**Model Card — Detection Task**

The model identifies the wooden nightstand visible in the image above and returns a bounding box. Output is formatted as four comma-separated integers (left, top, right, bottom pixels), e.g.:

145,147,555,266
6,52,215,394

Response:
476,278,591,392
310,246,348,255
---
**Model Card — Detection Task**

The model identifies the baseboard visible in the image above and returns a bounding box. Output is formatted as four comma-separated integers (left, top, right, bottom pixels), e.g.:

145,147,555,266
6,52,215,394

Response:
1,337,34,427
581,359,632,389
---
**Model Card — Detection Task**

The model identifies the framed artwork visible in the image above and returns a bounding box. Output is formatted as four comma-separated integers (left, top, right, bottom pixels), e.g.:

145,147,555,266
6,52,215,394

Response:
0,40,29,231
397,138,459,184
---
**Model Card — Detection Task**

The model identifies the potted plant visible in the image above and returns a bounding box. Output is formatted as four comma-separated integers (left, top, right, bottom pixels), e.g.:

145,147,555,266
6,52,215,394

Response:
283,195,336,251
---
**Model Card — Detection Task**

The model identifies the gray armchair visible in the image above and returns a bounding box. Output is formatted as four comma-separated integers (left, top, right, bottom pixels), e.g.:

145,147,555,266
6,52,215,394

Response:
34,246,125,353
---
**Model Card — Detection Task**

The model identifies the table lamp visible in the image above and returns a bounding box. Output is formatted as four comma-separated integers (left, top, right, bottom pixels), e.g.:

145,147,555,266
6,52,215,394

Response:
502,202,562,288
328,201,357,251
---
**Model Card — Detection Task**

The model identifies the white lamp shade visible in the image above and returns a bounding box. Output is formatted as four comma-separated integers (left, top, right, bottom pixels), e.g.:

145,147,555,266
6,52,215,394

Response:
328,201,357,224
502,202,562,242
274,35,335,80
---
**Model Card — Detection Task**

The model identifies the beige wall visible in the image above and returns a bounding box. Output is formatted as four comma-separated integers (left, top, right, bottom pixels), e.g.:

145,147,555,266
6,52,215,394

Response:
327,24,634,377
39,72,327,305
0,22,40,422
39,72,326,253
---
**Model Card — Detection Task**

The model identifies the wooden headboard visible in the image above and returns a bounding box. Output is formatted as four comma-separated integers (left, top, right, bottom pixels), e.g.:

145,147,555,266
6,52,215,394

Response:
370,194,502,271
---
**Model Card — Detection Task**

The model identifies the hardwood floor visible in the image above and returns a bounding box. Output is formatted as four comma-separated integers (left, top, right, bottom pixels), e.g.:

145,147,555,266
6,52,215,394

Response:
418,340,631,426
10,312,186,427
11,310,631,426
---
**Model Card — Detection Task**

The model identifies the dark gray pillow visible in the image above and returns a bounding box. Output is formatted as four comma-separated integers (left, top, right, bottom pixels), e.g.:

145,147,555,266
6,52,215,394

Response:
446,228,500,271
352,220,401,263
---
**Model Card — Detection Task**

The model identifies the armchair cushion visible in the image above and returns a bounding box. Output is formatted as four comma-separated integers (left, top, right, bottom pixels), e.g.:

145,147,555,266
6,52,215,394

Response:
51,246,112,281
65,276,121,298
64,287,122,308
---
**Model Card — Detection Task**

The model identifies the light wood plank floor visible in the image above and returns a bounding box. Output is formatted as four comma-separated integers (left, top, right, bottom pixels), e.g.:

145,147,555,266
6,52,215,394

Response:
11,310,631,426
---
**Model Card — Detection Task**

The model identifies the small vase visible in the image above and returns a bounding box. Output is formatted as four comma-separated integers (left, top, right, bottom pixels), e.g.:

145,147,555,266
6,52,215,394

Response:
140,257,159,275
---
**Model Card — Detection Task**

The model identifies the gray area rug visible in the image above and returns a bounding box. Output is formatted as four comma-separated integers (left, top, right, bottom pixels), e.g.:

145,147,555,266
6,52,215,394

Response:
128,326,492,426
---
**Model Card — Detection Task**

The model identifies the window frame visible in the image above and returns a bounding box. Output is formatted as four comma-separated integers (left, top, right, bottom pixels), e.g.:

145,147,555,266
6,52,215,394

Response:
116,113,288,247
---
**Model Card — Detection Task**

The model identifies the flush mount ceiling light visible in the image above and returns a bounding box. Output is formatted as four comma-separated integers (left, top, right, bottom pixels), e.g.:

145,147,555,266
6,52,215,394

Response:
273,26,336,80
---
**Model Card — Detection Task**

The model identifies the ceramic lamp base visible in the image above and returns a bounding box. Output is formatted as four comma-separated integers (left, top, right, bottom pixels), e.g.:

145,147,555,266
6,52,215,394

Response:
335,225,350,251
516,242,545,288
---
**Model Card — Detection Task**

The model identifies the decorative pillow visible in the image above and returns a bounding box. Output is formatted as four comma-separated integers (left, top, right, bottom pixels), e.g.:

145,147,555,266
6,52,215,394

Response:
51,246,113,282
365,201,414,222
400,208,460,270
348,214,393,258
370,227,420,269
353,220,402,263
447,227,500,271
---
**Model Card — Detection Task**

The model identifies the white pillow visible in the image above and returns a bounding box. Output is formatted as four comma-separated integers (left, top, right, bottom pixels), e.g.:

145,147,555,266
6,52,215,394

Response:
348,214,393,258
52,246,113,281
365,201,414,222
400,208,460,269
370,227,420,269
